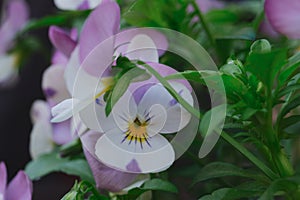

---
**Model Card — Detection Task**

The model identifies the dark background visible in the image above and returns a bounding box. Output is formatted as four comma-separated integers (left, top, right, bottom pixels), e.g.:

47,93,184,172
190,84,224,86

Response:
0,0,74,199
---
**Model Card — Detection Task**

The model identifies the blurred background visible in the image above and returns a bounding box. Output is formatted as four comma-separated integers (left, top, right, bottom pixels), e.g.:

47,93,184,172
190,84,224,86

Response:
0,0,74,199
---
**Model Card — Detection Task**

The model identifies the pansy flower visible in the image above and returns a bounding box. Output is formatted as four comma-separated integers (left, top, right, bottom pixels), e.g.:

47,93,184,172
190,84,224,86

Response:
0,162,32,200
0,0,29,86
54,0,103,10
265,0,300,39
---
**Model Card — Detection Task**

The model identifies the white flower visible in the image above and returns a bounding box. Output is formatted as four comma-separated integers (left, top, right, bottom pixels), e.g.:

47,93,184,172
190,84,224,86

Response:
54,0,103,10
92,81,193,173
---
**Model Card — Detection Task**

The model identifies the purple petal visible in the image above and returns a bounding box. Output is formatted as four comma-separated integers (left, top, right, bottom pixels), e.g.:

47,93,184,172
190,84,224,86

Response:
52,120,73,145
259,17,280,38
0,0,29,54
81,131,137,192
132,83,156,105
51,51,68,65
265,0,300,39
126,159,141,173
49,26,77,58
78,0,90,10
5,171,32,200
79,0,120,62
115,28,168,56
7,0,29,30
0,162,7,195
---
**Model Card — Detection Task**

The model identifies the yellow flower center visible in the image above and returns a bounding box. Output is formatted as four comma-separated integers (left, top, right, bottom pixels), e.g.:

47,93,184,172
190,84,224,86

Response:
123,118,150,147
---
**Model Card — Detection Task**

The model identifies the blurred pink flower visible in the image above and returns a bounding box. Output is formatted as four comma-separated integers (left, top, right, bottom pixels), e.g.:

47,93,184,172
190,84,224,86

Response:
265,0,300,39
0,162,32,200
0,0,29,86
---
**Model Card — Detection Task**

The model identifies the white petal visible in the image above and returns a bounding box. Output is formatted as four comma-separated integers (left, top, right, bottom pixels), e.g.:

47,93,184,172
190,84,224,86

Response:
30,100,51,123
0,55,17,84
51,98,92,123
138,82,193,134
71,114,87,137
65,47,81,95
30,120,54,159
88,0,103,8
54,0,85,10
95,129,175,173
144,104,167,137
125,34,159,63
111,91,137,132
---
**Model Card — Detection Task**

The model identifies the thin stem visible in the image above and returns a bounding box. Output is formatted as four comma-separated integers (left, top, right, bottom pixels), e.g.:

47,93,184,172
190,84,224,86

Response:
190,0,215,46
221,132,278,180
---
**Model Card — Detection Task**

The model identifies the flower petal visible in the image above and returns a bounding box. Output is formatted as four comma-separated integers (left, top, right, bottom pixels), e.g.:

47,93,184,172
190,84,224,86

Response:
125,34,159,63
54,0,85,10
30,120,54,159
79,0,120,63
0,55,17,85
49,26,76,58
115,28,168,56
95,128,175,173
52,120,73,145
138,82,193,133
81,131,137,192
5,171,32,200
87,0,103,8
265,0,300,39
0,162,7,196
30,100,51,123
0,0,29,53
42,64,70,107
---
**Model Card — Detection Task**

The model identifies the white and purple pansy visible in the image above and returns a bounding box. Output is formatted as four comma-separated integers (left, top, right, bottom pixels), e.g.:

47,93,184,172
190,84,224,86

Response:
0,162,32,200
0,0,29,86
54,0,103,10
85,80,193,173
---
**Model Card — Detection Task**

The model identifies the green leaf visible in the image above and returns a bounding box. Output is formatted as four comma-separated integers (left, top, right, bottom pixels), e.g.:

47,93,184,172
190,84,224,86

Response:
258,179,298,200
279,115,300,130
118,179,177,200
25,151,94,183
205,10,239,24
246,48,287,90
21,10,90,33
277,95,300,121
105,67,149,116
279,52,300,86
193,162,267,185
199,186,262,200
142,178,178,193
276,83,300,99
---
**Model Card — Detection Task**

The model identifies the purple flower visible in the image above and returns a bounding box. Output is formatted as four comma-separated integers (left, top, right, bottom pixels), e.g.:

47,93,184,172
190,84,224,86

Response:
0,162,32,200
0,0,29,86
49,1,193,174
265,0,300,39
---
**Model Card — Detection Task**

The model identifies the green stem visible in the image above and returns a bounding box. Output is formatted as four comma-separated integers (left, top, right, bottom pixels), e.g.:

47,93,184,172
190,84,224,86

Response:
221,132,278,180
265,86,294,177
190,0,215,46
